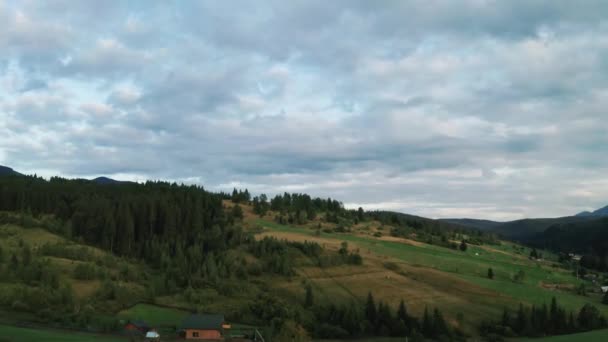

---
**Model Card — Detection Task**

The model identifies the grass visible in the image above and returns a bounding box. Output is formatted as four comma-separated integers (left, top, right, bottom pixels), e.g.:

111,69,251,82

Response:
117,303,190,328
515,328,608,341
256,219,608,318
0,324,125,342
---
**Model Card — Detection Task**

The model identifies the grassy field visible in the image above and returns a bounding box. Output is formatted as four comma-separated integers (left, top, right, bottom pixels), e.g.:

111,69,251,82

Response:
0,324,125,342
515,328,608,341
254,218,608,328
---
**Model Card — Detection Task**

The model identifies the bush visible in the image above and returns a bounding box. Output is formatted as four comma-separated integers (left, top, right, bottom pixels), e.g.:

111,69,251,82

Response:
73,263,97,280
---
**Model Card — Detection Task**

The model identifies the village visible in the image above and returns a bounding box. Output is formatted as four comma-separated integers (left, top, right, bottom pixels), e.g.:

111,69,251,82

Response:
122,313,265,341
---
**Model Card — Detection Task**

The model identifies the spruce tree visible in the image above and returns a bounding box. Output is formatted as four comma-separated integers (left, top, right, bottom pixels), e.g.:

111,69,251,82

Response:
459,240,467,251
365,292,377,325
397,299,408,323
422,307,433,337
488,267,494,279
304,285,314,307
432,308,450,338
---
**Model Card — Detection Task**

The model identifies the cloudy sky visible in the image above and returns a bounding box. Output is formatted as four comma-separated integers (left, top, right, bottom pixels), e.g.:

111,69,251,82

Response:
1,0,608,220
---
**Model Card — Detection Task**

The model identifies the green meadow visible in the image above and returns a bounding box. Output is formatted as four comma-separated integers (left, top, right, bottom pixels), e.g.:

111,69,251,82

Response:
257,219,606,317
0,324,125,342
515,328,608,342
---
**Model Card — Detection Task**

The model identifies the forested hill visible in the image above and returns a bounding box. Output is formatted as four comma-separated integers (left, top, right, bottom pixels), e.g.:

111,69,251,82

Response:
441,215,601,240
0,169,496,251
0,165,21,176
527,217,608,271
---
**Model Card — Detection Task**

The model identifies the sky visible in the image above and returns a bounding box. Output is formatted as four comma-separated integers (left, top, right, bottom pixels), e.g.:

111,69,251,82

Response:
1,0,608,221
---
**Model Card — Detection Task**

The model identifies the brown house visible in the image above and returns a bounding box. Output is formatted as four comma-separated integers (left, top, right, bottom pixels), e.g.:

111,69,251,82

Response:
124,320,151,334
180,314,230,340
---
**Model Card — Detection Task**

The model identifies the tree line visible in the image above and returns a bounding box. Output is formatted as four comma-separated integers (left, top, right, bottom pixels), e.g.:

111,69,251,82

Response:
481,297,607,339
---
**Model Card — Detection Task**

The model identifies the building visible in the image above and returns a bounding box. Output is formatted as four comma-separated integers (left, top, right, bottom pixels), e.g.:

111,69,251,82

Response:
181,314,230,340
124,320,151,334
601,286,608,293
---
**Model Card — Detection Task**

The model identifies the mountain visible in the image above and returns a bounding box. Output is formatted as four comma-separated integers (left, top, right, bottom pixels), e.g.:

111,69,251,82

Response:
441,215,598,240
527,217,608,268
91,176,123,184
576,204,608,218
440,218,503,231
0,165,21,176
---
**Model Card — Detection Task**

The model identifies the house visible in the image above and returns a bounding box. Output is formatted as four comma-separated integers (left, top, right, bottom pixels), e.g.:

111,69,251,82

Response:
124,320,151,334
180,314,230,340
601,286,608,293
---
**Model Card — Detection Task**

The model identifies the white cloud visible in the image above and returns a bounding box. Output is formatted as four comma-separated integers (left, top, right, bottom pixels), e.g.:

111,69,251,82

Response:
0,1,607,220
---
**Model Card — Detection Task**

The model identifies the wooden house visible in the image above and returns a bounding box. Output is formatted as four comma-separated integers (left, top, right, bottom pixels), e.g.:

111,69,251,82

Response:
180,314,230,340
124,320,151,334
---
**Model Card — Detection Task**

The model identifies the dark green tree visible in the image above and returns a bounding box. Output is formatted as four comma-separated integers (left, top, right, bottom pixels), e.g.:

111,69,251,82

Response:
530,248,539,259
488,267,494,279
304,284,314,307
459,240,468,252
422,307,433,337
365,292,377,326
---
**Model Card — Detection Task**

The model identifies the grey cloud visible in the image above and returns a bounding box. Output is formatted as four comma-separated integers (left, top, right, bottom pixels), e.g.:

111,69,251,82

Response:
1,1,608,220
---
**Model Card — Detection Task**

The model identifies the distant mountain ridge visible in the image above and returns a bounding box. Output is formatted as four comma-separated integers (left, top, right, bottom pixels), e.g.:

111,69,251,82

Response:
0,165,21,176
92,176,124,184
576,205,608,217
0,164,125,184
440,216,600,240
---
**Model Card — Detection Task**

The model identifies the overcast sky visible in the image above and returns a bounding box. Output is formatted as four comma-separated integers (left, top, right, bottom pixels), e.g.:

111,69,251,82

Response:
1,1,608,220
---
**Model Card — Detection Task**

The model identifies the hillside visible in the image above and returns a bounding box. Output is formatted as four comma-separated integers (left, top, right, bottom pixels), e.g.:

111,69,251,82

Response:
0,171,607,341
440,218,504,231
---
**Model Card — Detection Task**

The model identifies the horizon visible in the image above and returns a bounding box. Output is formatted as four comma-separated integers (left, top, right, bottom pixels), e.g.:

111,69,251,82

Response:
2,1,608,220
2,163,604,222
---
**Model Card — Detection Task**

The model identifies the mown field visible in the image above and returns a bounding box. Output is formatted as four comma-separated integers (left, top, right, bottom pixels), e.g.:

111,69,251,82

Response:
253,218,608,333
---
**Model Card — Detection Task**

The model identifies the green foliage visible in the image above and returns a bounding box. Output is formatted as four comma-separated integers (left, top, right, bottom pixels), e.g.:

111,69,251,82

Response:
460,240,468,252
304,284,314,308
73,263,98,280
481,298,607,339
513,269,526,283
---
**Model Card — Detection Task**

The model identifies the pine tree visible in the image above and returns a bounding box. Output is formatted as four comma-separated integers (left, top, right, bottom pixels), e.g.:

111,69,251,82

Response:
459,240,468,251
502,307,510,327
397,299,408,323
304,284,314,307
488,267,494,279
365,292,377,326
516,303,527,334
9,253,18,272
21,244,31,266
432,308,450,338
530,248,538,259
422,307,433,337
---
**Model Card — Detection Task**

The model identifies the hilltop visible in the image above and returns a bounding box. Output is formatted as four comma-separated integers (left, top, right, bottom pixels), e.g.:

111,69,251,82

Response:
0,165,21,176
576,205,608,218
